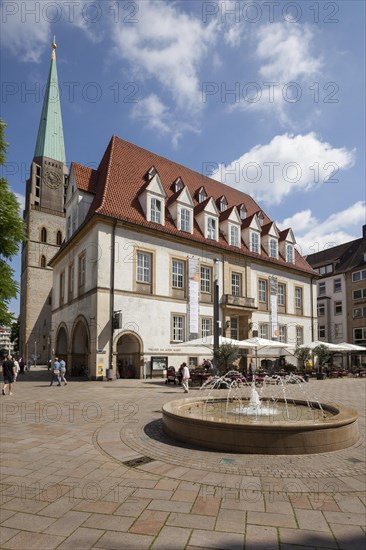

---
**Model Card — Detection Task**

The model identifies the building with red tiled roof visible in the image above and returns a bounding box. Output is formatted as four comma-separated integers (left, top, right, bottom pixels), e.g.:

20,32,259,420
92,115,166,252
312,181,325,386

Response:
49,135,318,379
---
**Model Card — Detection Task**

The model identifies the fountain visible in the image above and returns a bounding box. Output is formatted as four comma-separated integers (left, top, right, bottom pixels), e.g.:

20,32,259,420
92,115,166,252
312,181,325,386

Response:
162,371,359,454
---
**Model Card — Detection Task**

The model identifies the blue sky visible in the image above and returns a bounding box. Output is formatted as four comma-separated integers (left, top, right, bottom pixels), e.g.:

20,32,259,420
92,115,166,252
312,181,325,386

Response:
1,0,365,316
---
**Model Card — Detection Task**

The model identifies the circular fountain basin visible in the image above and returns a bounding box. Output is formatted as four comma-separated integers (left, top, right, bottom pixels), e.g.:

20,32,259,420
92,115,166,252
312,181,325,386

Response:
162,397,359,455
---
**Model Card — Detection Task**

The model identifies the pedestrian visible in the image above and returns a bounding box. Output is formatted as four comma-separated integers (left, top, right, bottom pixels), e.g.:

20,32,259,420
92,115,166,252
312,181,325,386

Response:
50,357,61,386
59,358,67,385
181,362,190,393
2,355,15,396
13,357,20,382
19,358,25,374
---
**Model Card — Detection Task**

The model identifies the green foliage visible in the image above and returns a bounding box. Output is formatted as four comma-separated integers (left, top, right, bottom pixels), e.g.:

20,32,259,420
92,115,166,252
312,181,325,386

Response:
294,346,311,367
213,343,239,374
0,120,26,326
313,344,331,369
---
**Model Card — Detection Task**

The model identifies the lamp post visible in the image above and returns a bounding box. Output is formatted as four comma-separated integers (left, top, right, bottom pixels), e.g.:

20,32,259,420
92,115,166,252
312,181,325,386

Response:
213,258,220,368
34,341,37,368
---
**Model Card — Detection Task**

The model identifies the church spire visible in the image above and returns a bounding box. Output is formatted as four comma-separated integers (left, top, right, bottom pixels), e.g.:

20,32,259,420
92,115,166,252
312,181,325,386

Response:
34,38,66,164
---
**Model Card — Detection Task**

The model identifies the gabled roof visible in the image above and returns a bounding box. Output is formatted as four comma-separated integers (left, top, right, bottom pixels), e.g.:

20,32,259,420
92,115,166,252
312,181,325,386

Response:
59,135,316,275
219,205,240,223
261,221,279,238
72,163,98,194
306,230,366,274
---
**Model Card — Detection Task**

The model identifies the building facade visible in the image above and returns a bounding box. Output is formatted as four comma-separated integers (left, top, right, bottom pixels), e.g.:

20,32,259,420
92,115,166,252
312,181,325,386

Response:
306,225,366,346
0,327,15,356
49,136,318,379
19,42,67,364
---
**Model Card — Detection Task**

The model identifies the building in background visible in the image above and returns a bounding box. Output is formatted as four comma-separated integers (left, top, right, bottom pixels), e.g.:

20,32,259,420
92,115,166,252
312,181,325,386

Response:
49,136,318,379
19,42,67,364
0,327,15,356
306,225,366,346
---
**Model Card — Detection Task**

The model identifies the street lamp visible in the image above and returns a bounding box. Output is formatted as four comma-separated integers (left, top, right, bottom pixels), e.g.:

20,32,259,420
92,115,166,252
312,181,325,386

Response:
34,341,37,368
213,258,220,365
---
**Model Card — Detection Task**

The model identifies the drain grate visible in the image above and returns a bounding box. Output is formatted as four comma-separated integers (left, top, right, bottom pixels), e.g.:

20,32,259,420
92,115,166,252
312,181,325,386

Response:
220,458,235,465
347,457,363,464
122,456,155,468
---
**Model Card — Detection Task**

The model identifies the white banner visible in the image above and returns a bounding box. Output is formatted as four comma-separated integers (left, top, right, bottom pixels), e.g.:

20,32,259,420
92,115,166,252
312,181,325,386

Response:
188,258,199,336
270,294,278,338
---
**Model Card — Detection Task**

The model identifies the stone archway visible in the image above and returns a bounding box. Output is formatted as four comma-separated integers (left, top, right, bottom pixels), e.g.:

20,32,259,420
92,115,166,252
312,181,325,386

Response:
116,332,142,379
55,325,68,363
70,319,90,377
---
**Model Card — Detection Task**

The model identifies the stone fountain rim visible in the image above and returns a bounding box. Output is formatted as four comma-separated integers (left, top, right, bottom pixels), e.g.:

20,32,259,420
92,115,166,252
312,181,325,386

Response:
162,397,359,431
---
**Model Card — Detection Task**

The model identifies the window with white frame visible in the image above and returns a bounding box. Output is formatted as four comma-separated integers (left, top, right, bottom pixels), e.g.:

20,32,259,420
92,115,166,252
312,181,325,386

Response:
353,306,366,318
239,205,246,220
231,317,239,339
259,323,269,339
198,188,207,203
257,212,264,226
230,225,240,247
172,260,184,289
335,324,343,338
334,301,342,315
278,325,287,342
269,239,277,258
200,266,211,293
295,287,303,310
207,217,216,240
353,327,366,345
352,269,366,282
318,281,326,296
296,326,304,345
317,303,325,316
353,288,366,300
201,318,213,338
334,278,342,293
231,273,241,296
172,315,185,342
220,197,228,212
258,279,267,303
316,264,333,275
137,252,151,283
278,283,286,306
180,208,190,232
318,325,326,338
251,231,260,253
286,244,294,263
150,198,161,223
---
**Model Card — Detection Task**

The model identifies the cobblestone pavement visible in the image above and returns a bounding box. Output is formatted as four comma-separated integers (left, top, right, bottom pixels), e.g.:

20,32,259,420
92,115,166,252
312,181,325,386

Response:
1,367,365,549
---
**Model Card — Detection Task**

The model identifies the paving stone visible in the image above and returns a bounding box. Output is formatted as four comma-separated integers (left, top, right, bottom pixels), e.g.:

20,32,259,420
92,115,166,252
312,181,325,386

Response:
247,511,297,528
0,509,16,523
329,522,366,550
114,497,151,517
323,510,366,526
82,512,134,531
72,500,120,514
37,496,82,517
151,525,192,549
245,524,279,549
189,528,244,549
2,497,49,514
166,512,216,530
334,495,366,513
0,527,19,546
129,509,169,535
215,508,246,534
295,509,331,532
192,496,221,516
147,498,192,513
3,531,64,549
57,526,105,549
1,511,56,532
94,530,154,549
44,510,91,536
279,527,338,548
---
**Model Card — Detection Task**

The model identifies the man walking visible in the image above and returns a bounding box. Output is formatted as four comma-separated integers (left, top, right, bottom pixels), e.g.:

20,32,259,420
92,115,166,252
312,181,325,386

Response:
50,357,62,386
2,355,15,395
181,362,190,393
59,358,67,385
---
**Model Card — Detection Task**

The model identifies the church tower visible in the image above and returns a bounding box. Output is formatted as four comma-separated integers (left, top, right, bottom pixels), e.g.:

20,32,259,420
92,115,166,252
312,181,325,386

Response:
20,40,67,364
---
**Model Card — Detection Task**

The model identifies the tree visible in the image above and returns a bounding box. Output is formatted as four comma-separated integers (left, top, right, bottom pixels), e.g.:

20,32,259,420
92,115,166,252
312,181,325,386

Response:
313,344,331,372
213,343,240,375
294,346,311,369
0,120,25,326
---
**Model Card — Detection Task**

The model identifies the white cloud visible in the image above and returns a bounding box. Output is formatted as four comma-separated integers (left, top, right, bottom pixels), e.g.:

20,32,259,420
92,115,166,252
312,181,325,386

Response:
14,192,25,211
213,132,355,205
232,22,322,125
111,0,217,114
278,201,366,256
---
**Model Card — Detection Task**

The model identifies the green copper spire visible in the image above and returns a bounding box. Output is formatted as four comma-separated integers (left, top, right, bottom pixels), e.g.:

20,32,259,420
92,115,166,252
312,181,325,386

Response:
34,39,66,164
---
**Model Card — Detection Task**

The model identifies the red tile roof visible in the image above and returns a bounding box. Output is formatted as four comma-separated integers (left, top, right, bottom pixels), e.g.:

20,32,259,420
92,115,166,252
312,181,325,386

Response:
73,135,316,275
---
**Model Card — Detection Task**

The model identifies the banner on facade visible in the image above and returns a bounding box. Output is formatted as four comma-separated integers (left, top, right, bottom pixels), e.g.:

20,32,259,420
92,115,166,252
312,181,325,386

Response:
269,276,278,339
188,258,199,337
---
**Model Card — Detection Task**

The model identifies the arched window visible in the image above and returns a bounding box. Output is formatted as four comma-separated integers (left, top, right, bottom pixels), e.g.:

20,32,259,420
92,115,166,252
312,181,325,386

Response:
56,231,62,245
41,227,47,243
41,255,46,268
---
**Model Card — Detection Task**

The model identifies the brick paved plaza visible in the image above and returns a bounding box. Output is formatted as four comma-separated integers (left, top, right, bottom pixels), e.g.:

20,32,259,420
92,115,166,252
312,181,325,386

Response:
1,369,365,549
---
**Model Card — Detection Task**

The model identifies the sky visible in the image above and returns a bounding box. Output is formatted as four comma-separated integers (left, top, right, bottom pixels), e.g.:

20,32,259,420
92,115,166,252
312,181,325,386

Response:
1,0,365,316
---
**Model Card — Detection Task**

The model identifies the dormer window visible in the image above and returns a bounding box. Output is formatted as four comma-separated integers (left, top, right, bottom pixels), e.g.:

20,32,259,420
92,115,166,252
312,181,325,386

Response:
239,205,247,220
257,212,264,226
174,178,184,193
230,225,240,247
207,217,216,240
150,198,162,223
269,238,278,259
286,244,294,263
180,208,191,232
148,166,157,179
198,188,207,203
251,231,260,253
220,197,228,212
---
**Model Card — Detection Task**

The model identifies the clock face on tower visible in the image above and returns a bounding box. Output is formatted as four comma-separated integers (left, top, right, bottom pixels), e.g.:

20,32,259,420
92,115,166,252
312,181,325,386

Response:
44,169,62,189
